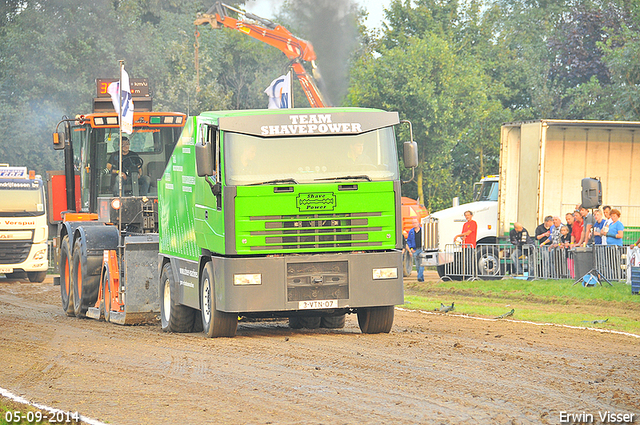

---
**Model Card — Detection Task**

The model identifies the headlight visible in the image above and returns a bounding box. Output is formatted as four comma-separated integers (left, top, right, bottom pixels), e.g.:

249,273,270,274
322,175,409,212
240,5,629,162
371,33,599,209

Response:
233,274,262,286
33,249,47,260
372,267,398,280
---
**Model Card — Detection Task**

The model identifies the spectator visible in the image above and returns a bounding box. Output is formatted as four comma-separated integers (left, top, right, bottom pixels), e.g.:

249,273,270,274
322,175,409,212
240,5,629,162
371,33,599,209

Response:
535,215,553,276
571,211,583,246
535,216,553,245
559,225,571,246
601,206,613,246
565,212,574,235
604,209,624,246
454,210,477,248
510,222,532,275
548,216,563,245
631,235,640,248
592,209,605,245
407,221,424,282
579,205,595,246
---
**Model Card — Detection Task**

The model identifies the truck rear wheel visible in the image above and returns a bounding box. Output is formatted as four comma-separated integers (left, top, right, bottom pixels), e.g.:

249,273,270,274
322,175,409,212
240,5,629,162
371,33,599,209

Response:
288,316,321,329
28,271,47,283
321,314,346,329
160,262,195,333
357,306,394,334
72,238,101,318
200,262,237,338
59,236,75,317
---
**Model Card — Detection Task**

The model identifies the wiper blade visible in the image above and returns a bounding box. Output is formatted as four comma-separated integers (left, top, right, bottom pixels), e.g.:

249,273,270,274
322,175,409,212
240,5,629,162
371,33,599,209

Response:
249,178,298,186
314,175,372,182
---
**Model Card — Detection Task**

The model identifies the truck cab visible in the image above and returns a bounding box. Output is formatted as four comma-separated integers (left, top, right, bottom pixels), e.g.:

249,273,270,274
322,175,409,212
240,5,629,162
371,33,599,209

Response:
0,165,49,282
421,175,500,277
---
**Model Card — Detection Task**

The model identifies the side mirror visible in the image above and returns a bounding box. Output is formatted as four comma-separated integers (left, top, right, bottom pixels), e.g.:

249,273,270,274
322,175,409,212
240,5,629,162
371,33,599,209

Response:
403,141,418,168
53,130,66,151
195,139,214,177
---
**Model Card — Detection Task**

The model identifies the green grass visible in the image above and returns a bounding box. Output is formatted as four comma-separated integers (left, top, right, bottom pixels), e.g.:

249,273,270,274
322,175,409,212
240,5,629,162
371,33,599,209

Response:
403,278,640,334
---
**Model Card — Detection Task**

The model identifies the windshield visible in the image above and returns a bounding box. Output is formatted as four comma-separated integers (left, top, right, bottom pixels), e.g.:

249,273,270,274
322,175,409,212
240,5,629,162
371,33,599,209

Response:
475,180,499,202
0,181,44,216
224,127,399,185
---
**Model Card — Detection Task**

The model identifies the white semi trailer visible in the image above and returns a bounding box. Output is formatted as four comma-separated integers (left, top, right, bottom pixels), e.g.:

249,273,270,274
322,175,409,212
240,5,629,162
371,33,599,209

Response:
422,119,640,277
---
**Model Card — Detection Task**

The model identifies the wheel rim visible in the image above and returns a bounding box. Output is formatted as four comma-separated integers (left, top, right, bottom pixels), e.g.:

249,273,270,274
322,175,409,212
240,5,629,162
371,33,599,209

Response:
202,277,212,325
163,278,171,323
478,253,499,275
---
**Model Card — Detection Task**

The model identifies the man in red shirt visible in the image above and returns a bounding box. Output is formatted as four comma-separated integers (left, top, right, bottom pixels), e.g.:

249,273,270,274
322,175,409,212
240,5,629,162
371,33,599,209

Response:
571,210,583,246
454,210,477,247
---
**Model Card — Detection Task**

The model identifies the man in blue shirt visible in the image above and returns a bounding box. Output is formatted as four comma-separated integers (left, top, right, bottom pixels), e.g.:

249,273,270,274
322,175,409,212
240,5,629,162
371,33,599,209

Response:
407,221,424,282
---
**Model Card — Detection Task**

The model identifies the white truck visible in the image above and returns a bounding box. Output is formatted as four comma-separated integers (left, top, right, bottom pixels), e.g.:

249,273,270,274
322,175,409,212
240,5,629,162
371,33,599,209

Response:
0,165,49,282
422,119,640,277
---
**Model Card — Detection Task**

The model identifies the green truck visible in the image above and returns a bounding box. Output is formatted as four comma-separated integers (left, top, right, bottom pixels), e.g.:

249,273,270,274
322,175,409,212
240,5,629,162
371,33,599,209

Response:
158,107,415,336
52,99,415,337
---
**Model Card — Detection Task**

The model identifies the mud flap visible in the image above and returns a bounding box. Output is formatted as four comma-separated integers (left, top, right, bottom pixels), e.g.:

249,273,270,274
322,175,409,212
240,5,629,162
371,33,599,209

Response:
109,234,160,325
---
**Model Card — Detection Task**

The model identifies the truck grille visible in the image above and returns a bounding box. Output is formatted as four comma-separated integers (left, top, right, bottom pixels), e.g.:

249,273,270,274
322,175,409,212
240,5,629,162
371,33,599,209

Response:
249,212,383,251
423,217,439,250
287,261,349,302
0,241,31,264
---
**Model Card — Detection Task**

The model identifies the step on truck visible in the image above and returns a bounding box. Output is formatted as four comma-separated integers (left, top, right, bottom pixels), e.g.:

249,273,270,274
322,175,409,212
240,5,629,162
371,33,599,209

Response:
158,108,417,336
0,165,49,282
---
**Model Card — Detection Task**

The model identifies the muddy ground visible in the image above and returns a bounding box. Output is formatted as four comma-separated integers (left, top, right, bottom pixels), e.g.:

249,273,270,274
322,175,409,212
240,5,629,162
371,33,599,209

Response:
0,275,638,425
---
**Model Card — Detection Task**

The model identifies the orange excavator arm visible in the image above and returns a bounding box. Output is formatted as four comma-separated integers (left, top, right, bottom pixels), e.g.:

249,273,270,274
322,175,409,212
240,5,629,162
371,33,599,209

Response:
195,2,328,108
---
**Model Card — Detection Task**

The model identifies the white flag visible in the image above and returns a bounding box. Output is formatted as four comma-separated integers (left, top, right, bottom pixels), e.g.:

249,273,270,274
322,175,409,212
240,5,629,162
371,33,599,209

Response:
264,72,291,109
106,67,134,134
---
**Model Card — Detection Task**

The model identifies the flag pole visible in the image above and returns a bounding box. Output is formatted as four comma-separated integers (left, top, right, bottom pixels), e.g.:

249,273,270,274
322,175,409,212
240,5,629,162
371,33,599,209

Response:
118,60,124,246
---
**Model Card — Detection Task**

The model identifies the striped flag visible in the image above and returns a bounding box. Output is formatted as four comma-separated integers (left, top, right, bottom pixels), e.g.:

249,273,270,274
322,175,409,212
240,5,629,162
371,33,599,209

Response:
107,67,134,134
264,72,291,109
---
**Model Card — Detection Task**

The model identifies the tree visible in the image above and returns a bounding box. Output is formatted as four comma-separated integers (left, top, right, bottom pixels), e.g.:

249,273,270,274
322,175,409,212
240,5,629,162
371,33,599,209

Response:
348,0,506,210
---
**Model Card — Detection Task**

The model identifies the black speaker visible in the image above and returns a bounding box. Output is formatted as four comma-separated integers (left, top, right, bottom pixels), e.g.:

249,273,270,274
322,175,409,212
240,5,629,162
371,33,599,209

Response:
581,178,602,209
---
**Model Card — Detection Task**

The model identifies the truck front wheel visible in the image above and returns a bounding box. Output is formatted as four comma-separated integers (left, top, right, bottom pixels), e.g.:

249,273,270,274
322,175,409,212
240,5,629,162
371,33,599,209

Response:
160,262,195,333
200,262,237,338
28,271,47,283
59,236,75,317
402,250,412,277
357,306,394,334
476,246,502,278
72,238,100,318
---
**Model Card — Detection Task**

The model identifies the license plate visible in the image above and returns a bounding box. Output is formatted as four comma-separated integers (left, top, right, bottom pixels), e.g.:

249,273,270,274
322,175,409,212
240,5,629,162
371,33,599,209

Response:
0,268,13,274
299,300,338,310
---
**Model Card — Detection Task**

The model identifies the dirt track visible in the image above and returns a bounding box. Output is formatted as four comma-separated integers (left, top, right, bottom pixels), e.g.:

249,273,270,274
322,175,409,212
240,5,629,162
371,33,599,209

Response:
1,275,639,425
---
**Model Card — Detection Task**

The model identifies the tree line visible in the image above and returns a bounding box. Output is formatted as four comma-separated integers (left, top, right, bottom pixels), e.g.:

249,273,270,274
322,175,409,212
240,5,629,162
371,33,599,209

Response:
1,0,639,211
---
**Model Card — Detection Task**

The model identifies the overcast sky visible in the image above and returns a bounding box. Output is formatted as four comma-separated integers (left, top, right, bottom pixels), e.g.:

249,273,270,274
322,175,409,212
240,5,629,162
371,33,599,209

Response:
243,0,392,30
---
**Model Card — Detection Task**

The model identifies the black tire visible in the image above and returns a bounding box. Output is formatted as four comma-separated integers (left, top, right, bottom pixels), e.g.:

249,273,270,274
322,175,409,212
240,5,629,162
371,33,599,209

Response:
402,250,413,277
59,236,75,317
71,238,100,318
321,314,346,329
288,315,322,329
159,262,195,332
101,268,112,323
28,271,47,283
357,306,394,334
200,262,237,338
476,246,502,279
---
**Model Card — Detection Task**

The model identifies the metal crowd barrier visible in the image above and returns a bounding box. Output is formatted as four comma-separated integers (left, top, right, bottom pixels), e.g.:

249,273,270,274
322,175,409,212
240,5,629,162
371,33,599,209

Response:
435,243,630,281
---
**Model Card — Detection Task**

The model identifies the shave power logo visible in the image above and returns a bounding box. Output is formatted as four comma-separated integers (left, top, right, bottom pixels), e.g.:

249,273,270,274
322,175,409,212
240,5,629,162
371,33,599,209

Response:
296,193,336,212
